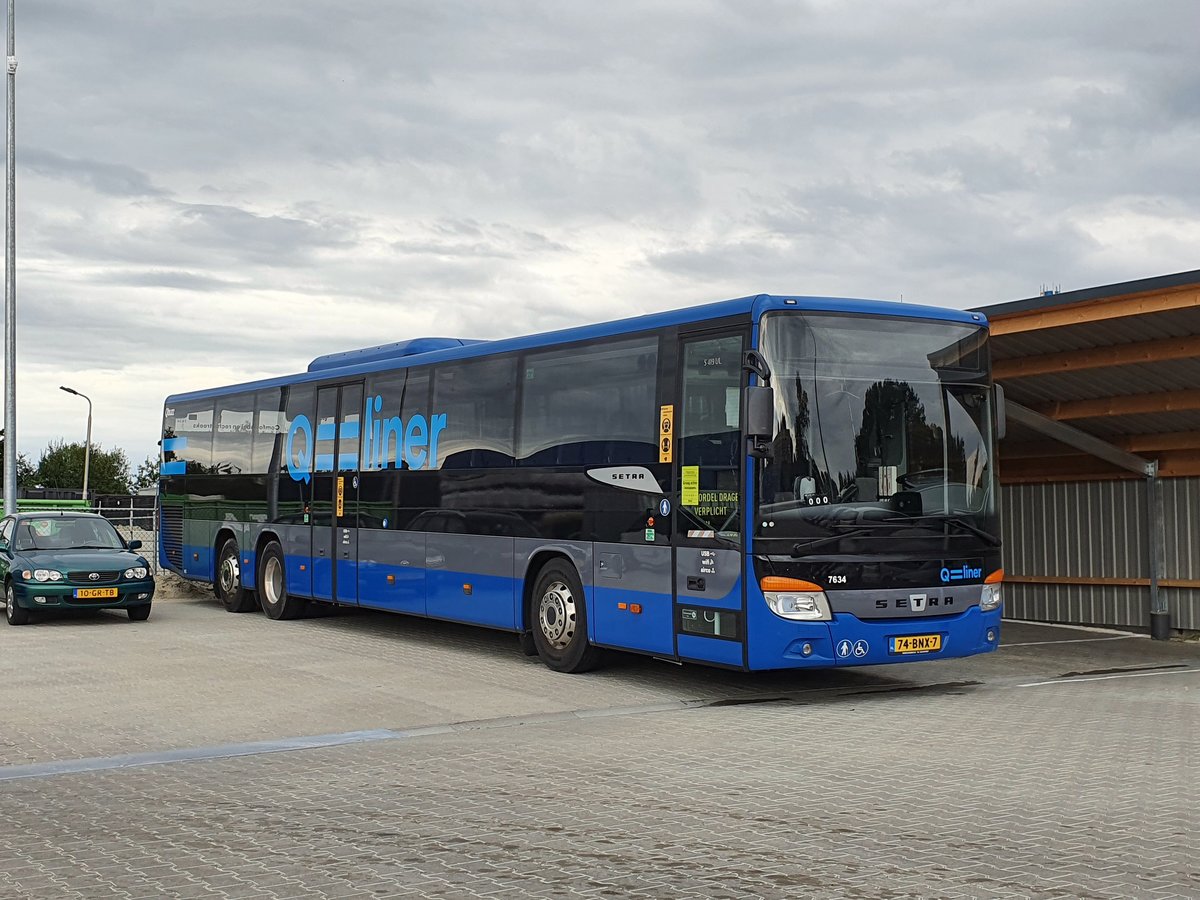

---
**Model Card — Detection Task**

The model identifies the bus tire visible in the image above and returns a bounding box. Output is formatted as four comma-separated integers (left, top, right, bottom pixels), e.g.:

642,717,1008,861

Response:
215,538,257,613
257,541,304,621
530,560,602,673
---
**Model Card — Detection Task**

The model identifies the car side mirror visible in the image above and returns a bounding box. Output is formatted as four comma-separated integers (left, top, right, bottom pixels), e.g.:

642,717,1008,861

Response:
126,539,142,550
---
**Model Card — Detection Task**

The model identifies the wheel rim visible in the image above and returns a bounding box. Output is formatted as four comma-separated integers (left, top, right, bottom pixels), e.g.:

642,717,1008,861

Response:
219,552,240,596
538,580,577,650
5,585,13,621
264,556,284,606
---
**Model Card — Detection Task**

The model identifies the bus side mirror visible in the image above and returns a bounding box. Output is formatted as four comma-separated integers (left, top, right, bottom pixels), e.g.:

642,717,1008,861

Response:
994,383,1006,441
745,385,775,459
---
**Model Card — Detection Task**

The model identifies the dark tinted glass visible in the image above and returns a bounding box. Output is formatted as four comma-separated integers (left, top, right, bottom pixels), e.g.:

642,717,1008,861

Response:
282,384,316,480
251,389,284,474
433,357,516,468
519,336,659,466
679,334,744,536
314,387,338,473
365,369,432,470
165,400,215,473
213,394,255,475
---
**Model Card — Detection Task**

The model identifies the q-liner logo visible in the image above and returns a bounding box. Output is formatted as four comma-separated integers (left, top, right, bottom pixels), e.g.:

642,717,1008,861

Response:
287,393,448,483
940,564,982,584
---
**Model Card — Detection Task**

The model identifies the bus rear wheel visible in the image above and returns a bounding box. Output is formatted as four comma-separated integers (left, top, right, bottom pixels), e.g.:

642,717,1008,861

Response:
216,538,257,613
257,541,305,621
530,560,601,673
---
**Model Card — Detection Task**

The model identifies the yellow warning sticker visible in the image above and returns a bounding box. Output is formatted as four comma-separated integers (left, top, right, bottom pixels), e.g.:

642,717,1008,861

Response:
336,476,345,518
681,466,700,506
659,404,674,463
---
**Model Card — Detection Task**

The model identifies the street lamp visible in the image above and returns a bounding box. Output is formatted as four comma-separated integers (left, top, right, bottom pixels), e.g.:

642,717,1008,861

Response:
59,385,91,501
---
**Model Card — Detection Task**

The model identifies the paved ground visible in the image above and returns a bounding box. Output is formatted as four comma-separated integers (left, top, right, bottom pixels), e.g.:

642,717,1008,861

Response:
1,580,1197,898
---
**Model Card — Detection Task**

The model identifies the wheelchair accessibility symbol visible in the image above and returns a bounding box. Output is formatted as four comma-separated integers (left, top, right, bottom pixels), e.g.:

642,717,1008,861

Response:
838,639,870,659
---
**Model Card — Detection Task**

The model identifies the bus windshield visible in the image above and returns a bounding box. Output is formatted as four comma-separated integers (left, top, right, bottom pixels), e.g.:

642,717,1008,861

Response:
755,312,997,545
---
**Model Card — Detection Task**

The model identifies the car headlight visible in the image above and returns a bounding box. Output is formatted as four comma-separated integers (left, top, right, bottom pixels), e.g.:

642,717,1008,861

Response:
124,566,149,580
761,576,833,621
31,569,64,582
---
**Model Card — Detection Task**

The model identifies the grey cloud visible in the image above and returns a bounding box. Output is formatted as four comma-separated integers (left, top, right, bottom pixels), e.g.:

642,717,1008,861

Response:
94,270,243,292
9,0,1200,463
22,148,168,198
170,202,354,265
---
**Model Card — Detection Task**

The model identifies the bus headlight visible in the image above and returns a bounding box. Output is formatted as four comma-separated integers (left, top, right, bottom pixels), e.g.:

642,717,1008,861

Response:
761,577,832,621
980,570,1004,611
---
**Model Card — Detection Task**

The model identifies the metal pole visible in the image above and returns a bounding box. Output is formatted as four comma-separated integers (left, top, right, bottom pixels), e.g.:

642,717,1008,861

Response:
3,0,16,516
59,386,91,500
82,394,91,501
1146,467,1170,640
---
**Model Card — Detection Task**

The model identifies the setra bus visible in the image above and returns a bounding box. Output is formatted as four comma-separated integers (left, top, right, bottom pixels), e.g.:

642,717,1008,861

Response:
159,294,1004,672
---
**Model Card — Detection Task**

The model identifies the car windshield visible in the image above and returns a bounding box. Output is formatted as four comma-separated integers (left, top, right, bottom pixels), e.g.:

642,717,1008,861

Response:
756,312,998,545
13,516,126,551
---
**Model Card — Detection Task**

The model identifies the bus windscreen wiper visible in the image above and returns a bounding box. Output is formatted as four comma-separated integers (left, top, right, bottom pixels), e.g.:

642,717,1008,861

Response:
790,527,875,556
899,515,1001,547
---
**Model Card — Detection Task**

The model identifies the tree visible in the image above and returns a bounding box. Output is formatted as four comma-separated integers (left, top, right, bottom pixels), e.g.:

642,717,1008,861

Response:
132,454,159,492
35,439,132,495
0,429,37,489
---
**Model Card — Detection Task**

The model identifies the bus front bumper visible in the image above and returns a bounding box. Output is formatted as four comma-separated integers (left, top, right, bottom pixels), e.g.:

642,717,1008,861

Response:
750,605,1003,670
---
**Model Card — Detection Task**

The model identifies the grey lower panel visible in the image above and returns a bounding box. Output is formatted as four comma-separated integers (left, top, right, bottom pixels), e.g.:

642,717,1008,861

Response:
831,584,984,620
675,547,741,607
513,539,593,589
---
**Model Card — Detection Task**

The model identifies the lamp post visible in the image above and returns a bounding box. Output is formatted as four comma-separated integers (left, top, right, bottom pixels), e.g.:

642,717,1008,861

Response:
4,0,18,515
59,385,91,500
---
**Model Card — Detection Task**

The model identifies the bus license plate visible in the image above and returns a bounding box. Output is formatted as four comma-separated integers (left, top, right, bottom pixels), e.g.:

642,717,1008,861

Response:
890,634,942,654
74,587,118,599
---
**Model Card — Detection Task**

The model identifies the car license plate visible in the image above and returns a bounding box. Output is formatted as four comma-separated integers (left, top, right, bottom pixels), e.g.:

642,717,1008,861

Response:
74,587,118,599
890,634,942,654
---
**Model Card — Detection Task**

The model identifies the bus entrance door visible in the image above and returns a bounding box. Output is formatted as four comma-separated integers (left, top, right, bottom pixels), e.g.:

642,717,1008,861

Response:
674,331,747,669
311,383,363,606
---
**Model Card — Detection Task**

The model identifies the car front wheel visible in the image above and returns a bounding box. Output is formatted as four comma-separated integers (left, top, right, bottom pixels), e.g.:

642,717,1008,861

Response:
127,604,152,622
5,581,30,626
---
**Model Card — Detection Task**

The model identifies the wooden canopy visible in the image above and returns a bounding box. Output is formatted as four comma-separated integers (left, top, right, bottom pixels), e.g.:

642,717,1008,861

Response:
976,269,1200,483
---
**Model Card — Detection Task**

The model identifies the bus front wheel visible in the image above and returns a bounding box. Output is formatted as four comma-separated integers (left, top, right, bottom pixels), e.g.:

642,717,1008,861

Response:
257,541,305,621
530,560,602,673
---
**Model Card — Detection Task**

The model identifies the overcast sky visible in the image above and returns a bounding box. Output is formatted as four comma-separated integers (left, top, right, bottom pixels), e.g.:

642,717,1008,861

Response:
3,0,1198,470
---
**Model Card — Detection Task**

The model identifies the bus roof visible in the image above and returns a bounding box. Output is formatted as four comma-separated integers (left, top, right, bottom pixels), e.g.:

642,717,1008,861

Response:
165,294,987,404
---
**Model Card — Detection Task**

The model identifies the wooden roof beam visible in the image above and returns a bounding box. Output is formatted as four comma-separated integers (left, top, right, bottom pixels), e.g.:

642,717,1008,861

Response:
994,334,1200,379
1001,431,1200,458
1034,388,1200,421
989,287,1200,336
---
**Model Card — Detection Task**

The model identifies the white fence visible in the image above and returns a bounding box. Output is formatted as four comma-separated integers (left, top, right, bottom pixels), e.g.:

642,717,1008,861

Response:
17,499,161,574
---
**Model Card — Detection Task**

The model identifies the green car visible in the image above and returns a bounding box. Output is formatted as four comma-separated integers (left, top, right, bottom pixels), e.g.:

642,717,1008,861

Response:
0,512,155,625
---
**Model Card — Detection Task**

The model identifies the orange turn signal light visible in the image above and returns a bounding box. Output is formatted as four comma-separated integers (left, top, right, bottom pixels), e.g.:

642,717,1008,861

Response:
985,568,1004,584
760,576,824,592
629,603,643,615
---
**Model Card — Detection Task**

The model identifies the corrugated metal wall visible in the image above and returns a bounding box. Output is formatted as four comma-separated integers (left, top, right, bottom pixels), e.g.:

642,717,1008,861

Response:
1002,478,1200,631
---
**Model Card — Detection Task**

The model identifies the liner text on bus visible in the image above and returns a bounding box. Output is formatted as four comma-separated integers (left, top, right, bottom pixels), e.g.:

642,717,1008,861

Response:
287,394,447,482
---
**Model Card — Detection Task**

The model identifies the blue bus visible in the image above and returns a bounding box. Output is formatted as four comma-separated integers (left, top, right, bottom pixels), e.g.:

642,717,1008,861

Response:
159,294,1004,672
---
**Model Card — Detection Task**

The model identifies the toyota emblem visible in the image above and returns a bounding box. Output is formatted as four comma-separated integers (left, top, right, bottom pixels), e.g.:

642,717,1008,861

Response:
88,572,100,581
